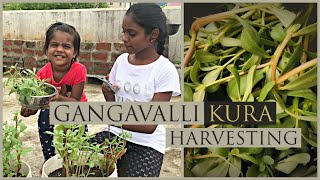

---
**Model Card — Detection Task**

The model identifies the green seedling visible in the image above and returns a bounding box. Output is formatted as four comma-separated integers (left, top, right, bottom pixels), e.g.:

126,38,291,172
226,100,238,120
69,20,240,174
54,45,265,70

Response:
3,111,32,177
46,125,131,177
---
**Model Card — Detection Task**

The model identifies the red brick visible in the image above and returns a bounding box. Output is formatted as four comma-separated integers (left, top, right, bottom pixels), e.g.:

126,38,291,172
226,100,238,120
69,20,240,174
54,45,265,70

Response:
80,61,93,68
86,69,94,74
12,49,23,54
96,43,111,51
3,40,12,46
3,48,10,53
93,69,108,75
23,49,34,55
92,53,108,61
24,57,36,69
35,50,45,57
14,40,24,47
111,52,122,62
78,52,91,60
94,62,109,68
113,43,125,51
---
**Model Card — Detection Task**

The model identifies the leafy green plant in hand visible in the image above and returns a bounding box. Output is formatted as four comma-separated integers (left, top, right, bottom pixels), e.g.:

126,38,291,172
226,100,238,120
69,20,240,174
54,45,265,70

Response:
3,63,49,103
3,111,32,177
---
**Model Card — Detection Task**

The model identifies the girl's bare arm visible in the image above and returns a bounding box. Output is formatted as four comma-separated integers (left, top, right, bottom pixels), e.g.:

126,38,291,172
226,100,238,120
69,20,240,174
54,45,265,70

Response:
122,92,173,134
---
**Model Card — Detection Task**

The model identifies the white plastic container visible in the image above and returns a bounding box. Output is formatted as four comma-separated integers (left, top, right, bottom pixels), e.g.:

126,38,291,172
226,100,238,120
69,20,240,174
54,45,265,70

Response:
42,153,117,177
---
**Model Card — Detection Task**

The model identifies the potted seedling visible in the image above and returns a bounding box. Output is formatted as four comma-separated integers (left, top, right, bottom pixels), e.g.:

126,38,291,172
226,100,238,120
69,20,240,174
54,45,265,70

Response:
42,125,131,177
3,111,32,177
3,63,57,110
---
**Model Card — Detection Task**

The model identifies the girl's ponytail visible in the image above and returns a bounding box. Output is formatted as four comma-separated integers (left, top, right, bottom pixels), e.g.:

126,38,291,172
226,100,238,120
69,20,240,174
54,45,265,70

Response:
126,3,168,56
156,34,166,55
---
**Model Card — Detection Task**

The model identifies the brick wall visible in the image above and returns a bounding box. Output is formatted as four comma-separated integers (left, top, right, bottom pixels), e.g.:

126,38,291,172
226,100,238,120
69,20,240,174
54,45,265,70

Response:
3,39,126,75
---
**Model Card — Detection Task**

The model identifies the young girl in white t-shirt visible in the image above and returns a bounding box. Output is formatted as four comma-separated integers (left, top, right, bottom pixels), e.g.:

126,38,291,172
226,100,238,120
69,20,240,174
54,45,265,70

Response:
90,3,180,177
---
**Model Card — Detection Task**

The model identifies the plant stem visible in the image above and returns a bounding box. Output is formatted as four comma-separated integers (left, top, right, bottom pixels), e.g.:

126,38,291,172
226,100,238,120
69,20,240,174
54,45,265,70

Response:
184,4,271,67
271,26,294,81
206,59,270,88
276,58,317,85
14,114,21,177
292,97,300,128
300,35,310,75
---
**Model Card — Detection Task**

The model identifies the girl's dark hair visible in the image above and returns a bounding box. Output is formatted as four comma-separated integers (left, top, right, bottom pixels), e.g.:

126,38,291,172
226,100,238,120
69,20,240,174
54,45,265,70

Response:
125,3,168,55
43,22,81,61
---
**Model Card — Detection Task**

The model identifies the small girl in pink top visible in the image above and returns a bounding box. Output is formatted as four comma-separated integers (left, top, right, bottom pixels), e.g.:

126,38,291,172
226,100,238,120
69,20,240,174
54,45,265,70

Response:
20,22,87,162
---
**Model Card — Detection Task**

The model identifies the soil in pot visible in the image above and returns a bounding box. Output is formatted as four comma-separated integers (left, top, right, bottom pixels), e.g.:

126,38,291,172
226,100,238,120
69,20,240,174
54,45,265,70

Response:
48,166,104,177
4,173,26,177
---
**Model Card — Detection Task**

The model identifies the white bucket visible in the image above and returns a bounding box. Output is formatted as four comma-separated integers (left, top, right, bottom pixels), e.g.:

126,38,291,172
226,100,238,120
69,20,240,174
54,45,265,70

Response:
42,153,117,177
6,160,32,177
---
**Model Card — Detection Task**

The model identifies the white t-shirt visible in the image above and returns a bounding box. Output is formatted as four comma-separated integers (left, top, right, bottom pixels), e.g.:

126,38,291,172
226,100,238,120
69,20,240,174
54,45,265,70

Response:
106,53,181,154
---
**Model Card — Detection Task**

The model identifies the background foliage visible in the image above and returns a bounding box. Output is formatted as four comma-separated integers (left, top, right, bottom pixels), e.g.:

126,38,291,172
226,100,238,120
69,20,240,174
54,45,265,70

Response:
3,3,109,10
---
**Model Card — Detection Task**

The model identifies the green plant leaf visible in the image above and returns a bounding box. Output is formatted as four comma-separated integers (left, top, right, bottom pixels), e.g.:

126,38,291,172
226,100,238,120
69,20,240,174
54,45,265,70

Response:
246,164,259,177
227,65,240,100
199,63,220,71
208,148,229,157
89,160,94,168
236,16,271,58
275,148,295,162
206,160,229,177
184,35,191,42
258,81,276,102
202,66,223,93
262,155,274,165
279,65,317,90
220,37,241,47
242,54,261,71
239,148,263,155
228,156,241,177
234,154,258,164
184,66,192,79
227,69,265,101
293,23,317,37
242,65,256,101
304,51,317,59
269,6,296,28
193,84,206,102
184,84,193,102
274,153,311,174
270,23,295,45
283,89,317,102
191,158,219,177
297,109,317,116
272,90,317,121
190,60,201,84
195,50,219,63
281,45,303,75
202,22,219,33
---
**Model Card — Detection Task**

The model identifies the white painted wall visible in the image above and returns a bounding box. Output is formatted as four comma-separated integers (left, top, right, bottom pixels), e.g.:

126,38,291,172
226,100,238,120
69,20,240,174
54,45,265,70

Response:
3,7,182,62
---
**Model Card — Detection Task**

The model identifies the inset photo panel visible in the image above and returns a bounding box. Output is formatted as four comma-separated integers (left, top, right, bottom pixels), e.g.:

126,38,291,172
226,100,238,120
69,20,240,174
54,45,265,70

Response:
184,3,317,177
3,2,182,178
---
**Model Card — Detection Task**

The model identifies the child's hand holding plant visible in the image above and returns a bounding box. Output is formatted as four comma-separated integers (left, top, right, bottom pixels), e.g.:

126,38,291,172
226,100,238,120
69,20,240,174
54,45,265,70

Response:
49,84,67,102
